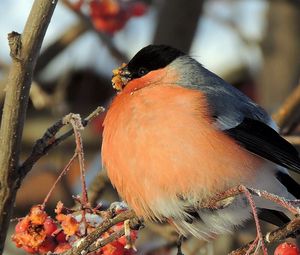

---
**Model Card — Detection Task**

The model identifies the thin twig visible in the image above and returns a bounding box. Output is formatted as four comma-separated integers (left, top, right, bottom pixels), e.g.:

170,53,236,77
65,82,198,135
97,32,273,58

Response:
272,81,300,133
86,217,142,253
229,217,300,255
64,113,89,234
61,210,141,255
41,154,77,209
17,106,104,182
0,0,58,252
284,135,300,146
66,114,89,205
201,186,299,215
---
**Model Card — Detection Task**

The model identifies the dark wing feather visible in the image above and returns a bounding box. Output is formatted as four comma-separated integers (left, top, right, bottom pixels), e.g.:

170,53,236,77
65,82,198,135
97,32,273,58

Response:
258,209,290,227
224,118,300,174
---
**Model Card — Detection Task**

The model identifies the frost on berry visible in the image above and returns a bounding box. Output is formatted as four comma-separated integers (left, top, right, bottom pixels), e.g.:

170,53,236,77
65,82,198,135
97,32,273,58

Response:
29,205,47,225
43,217,58,235
12,117,140,255
12,200,139,255
56,213,79,237
274,242,300,255
12,207,48,252
12,205,63,254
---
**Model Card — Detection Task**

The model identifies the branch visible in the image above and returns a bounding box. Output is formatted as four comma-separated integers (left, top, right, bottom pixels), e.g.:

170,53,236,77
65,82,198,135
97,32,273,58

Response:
17,106,104,182
0,0,58,253
61,209,141,255
229,217,300,255
284,135,300,146
200,185,300,254
87,217,142,253
272,81,300,133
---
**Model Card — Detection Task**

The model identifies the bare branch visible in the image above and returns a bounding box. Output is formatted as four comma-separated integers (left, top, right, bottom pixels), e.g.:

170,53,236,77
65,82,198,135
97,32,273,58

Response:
284,135,300,146
272,81,300,133
61,210,141,255
0,0,58,252
229,217,300,255
18,106,104,181
87,218,142,253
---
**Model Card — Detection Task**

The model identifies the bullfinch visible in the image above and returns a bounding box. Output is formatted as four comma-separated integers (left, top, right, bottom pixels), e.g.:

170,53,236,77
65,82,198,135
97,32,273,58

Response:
102,45,300,242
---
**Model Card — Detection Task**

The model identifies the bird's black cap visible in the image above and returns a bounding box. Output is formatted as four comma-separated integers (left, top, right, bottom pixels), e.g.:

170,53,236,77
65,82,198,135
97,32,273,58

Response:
127,45,185,79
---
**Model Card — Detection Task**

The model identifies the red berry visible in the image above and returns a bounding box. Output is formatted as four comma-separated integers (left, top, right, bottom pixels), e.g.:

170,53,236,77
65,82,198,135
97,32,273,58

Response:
29,205,48,225
55,231,67,243
43,217,57,236
274,242,300,255
102,241,125,255
22,246,37,254
54,242,72,254
130,2,147,16
38,236,57,253
15,218,30,233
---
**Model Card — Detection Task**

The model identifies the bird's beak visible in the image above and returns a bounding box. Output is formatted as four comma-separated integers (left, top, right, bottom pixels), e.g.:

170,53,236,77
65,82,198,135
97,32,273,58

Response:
112,63,132,91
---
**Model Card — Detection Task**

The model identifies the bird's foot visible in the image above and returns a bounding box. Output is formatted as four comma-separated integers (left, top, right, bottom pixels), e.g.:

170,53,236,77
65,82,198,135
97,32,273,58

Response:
201,185,268,254
246,189,300,216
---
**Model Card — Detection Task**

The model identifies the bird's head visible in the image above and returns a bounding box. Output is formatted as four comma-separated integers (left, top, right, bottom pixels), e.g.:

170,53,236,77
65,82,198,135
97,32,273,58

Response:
112,45,185,91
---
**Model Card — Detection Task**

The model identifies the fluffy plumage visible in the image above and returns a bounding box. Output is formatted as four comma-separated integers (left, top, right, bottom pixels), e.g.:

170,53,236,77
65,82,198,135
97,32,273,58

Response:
102,45,300,239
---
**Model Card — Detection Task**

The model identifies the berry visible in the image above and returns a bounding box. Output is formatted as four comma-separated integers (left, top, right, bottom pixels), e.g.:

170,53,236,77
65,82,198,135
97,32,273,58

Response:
274,242,300,255
22,245,37,254
55,231,67,243
130,2,147,17
43,217,57,236
15,217,30,233
54,242,72,254
38,236,57,253
29,205,47,225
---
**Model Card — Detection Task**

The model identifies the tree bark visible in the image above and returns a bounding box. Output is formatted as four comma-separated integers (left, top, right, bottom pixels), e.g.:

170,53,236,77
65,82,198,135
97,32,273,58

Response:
153,0,204,53
0,0,57,253
257,0,300,112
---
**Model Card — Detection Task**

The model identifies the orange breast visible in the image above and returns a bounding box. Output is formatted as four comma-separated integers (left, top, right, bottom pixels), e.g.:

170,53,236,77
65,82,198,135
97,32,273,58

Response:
102,81,263,219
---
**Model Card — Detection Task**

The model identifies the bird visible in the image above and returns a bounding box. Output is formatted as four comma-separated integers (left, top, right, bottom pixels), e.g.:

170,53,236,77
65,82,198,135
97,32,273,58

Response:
102,44,300,243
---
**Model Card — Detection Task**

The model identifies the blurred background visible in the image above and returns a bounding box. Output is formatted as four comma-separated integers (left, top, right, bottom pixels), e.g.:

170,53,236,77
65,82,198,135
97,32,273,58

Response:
1,0,300,254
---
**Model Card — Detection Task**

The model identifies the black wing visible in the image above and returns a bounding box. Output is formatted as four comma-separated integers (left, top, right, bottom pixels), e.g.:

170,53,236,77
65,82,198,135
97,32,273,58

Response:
224,118,300,174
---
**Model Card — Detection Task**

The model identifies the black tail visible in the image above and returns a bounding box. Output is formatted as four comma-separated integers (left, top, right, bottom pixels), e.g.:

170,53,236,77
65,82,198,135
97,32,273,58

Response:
258,172,300,227
276,172,300,199
259,209,290,227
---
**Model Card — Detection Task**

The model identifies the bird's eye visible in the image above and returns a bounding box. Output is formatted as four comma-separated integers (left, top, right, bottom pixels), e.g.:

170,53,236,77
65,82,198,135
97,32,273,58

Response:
138,67,148,77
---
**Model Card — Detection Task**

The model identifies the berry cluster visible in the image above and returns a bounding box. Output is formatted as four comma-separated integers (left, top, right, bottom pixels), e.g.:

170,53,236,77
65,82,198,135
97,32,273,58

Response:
74,0,148,34
12,203,137,255
12,205,70,254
